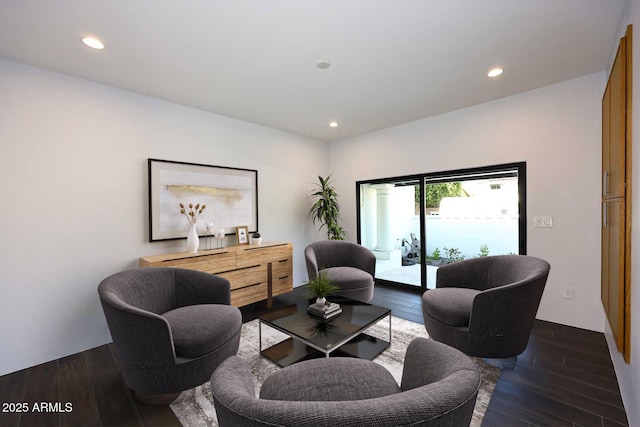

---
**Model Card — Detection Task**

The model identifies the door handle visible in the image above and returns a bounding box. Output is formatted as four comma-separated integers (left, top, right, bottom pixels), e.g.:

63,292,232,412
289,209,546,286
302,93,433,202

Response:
603,203,608,228
603,171,610,196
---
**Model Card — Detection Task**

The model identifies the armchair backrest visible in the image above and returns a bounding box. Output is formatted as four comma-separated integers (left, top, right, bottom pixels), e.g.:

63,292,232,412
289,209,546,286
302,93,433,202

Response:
98,267,178,314
98,268,180,368
99,267,231,314
485,255,550,290
436,255,549,291
401,337,480,393
305,241,376,280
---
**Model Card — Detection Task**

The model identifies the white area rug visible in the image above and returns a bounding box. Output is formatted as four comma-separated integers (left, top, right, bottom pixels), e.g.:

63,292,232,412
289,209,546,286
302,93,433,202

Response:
171,316,500,426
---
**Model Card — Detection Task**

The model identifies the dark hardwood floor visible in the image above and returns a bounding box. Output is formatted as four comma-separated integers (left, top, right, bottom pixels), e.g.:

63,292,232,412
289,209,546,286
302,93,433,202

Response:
0,284,628,427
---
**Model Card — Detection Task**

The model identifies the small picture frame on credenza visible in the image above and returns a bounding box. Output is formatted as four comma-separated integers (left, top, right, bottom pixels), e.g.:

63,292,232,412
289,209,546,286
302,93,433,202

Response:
236,226,249,245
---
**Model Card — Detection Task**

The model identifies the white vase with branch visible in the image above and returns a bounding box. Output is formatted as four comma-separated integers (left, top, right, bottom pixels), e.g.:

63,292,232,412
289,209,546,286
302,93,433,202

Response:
180,203,206,253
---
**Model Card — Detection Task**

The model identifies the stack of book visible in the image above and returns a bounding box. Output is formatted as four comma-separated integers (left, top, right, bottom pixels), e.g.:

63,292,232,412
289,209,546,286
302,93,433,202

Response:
307,302,342,319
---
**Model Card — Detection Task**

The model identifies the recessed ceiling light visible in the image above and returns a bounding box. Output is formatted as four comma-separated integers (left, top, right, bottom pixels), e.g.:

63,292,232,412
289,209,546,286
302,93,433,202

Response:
316,60,331,69
488,67,503,78
82,37,104,50
329,121,338,128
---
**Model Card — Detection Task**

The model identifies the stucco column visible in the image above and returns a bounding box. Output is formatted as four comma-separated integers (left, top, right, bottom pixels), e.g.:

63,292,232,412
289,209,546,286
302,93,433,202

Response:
372,184,395,251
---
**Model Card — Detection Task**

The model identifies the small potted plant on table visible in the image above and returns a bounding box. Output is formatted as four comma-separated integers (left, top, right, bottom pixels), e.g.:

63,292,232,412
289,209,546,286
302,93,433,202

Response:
307,272,342,319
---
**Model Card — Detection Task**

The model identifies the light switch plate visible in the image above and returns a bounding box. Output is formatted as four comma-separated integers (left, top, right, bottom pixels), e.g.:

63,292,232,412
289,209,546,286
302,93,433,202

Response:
533,216,553,228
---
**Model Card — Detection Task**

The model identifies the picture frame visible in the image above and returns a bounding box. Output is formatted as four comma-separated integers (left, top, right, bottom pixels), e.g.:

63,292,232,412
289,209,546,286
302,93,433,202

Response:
236,226,249,245
148,159,258,242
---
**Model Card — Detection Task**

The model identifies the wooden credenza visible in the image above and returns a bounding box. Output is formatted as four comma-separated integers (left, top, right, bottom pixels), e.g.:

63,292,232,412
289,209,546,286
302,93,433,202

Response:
139,242,293,308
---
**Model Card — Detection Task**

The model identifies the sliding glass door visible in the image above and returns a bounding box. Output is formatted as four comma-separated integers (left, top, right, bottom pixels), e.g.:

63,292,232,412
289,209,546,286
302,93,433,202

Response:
356,163,526,290
359,179,422,287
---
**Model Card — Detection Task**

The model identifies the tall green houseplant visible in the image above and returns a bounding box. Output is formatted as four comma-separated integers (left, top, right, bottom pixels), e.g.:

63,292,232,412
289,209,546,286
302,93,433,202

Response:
309,175,346,240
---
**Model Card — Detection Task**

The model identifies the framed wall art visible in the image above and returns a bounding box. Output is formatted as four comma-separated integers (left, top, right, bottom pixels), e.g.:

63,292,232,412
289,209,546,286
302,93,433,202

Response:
148,158,258,241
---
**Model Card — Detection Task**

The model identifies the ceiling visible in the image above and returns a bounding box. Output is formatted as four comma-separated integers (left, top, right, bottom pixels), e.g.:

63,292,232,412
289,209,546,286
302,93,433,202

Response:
0,0,626,142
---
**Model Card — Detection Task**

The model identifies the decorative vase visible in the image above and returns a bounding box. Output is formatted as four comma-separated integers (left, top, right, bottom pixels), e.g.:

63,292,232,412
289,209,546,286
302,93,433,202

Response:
316,297,326,306
186,223,199,253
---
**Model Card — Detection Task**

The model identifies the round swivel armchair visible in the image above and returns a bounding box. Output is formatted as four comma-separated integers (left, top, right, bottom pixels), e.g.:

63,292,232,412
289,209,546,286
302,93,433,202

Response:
305,240,376,303
98,267,242,404
422,255,550,362
211,337,481,426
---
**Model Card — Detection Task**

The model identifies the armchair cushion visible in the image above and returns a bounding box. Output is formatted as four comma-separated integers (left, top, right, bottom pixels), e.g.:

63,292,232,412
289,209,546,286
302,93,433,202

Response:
321,266,373,291
421,288,480,327
260,357,400,402
163,304,241,358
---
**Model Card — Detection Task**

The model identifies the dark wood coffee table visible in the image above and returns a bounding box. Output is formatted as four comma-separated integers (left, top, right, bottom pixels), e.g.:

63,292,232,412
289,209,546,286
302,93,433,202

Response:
259,298,391,367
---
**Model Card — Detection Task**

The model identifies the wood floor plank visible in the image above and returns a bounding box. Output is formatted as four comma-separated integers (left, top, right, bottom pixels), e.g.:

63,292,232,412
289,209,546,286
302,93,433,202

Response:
372,289,422,307
84,345,143,427
0,380,27,427
57,355,100,427
514,360,624,408
604,417,630,427
486,387,574,427
492,380,604,427
529,333,612,365
90,370,143,427
0,368,27,389
19,360,59,427
480,405,530,427
532,357,621,394
523,336,615,369
500,365,628,425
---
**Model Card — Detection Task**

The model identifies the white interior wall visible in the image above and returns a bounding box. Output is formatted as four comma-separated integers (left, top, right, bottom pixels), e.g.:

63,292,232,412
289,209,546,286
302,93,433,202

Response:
603,1,640,425
330,72,605,333
0,58,328,376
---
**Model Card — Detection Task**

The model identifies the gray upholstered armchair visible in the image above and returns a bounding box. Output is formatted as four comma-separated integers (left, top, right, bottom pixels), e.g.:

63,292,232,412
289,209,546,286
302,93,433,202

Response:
211,337,480,427
422,255,550,360
98,267,242,403
305,240,376,303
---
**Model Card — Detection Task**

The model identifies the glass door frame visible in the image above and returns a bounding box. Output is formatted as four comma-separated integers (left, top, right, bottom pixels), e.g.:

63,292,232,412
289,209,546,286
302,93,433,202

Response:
356,162,527,291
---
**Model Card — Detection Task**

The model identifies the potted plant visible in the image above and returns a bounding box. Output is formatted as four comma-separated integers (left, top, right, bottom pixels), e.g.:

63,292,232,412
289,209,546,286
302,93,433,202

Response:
309,175,346,240
307,271,340,305
250,232,262,245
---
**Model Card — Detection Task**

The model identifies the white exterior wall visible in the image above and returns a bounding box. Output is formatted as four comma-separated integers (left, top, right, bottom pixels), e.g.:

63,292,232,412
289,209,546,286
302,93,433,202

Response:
425,217,519,259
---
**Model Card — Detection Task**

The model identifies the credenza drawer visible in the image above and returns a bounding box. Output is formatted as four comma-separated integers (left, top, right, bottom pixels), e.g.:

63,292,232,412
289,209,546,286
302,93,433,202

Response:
231,282,268,307
272,258,292,276
236,243,292,268
271,257,293,297
217,264,268,291
156,251,236,274
272,274,293,297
